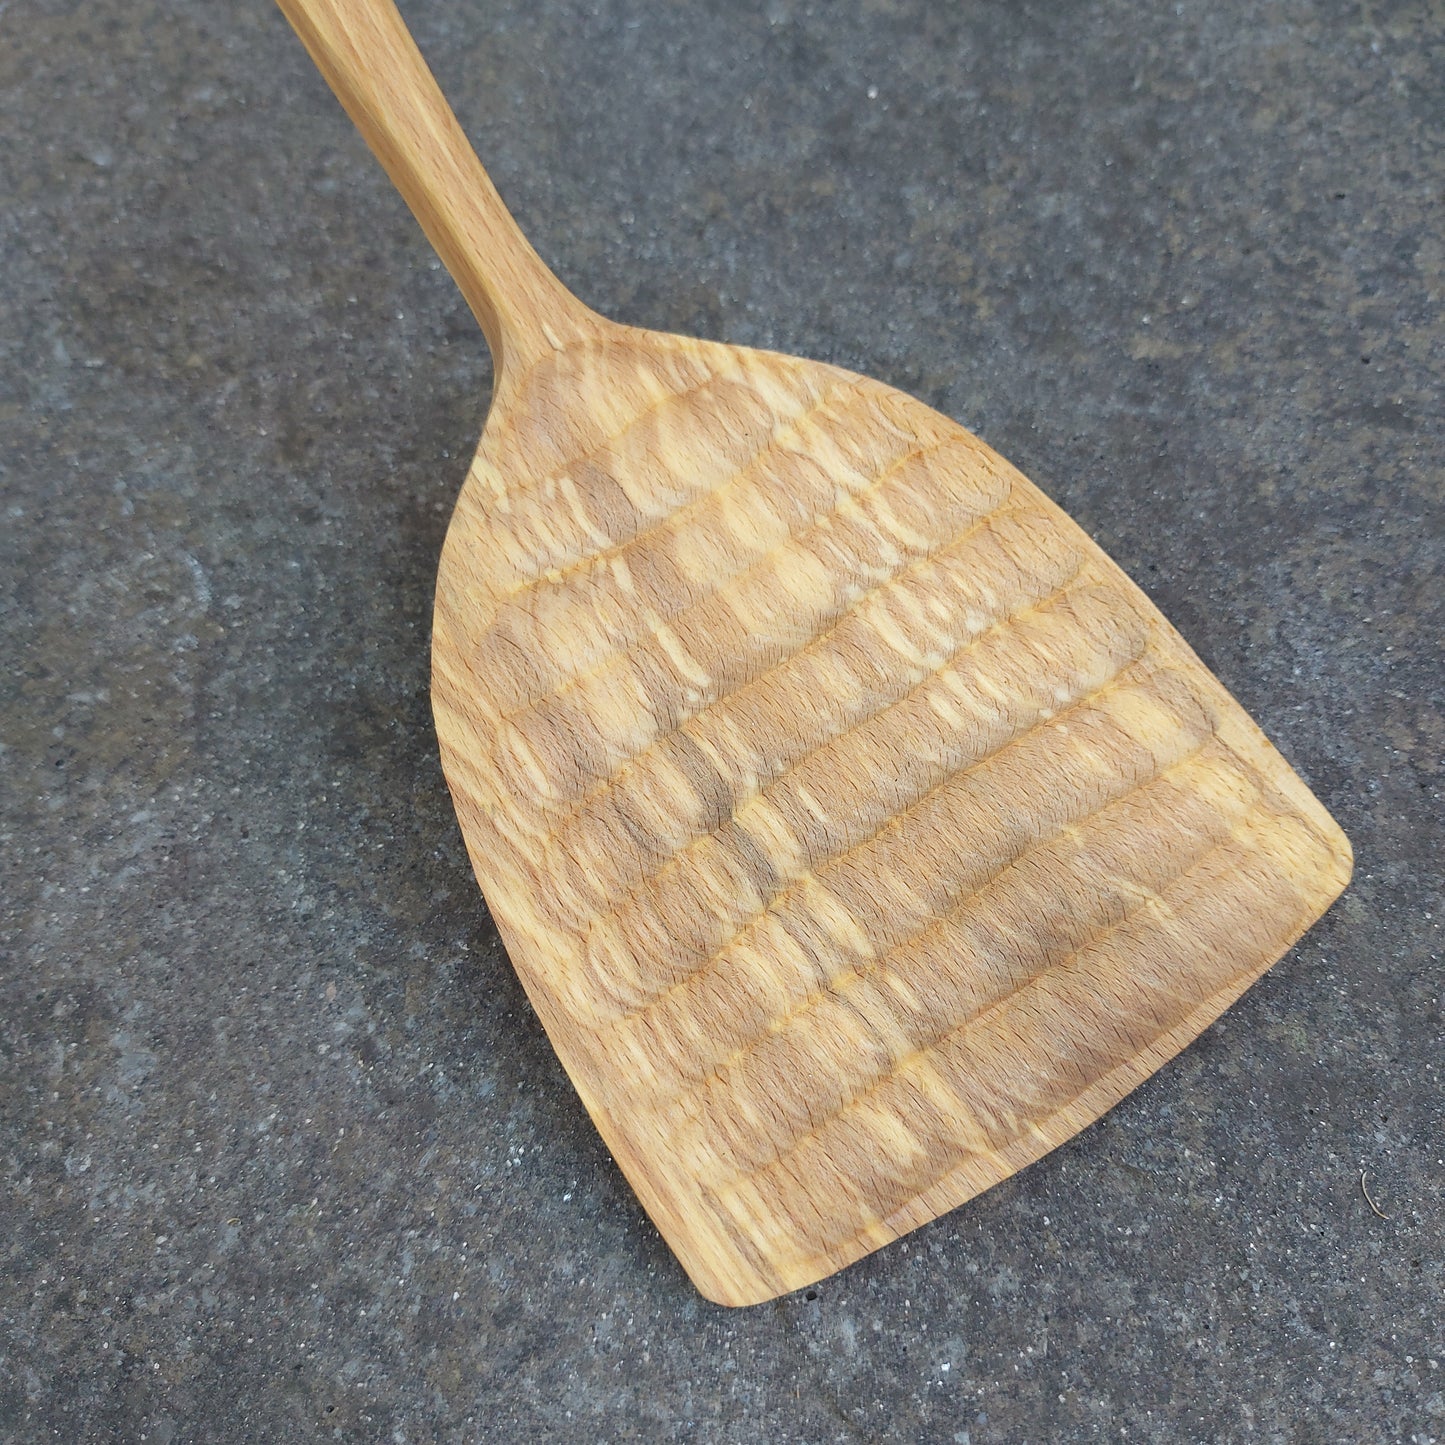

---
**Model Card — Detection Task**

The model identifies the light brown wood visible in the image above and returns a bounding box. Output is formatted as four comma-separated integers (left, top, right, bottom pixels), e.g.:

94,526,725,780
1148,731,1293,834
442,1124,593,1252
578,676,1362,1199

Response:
276,0,1352,1307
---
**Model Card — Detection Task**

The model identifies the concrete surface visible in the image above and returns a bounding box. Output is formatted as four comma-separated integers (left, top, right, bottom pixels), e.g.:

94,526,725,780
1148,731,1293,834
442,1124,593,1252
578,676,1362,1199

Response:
2,0,1440,1440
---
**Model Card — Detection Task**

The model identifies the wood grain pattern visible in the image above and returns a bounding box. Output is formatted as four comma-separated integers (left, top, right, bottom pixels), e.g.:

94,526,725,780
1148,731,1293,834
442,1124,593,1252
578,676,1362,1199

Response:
277,0,1352,1306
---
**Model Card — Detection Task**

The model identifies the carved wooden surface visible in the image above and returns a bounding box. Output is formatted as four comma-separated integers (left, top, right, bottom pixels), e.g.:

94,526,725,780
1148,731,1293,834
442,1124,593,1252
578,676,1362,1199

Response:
277,0,1352,1307
432,323,1352,1305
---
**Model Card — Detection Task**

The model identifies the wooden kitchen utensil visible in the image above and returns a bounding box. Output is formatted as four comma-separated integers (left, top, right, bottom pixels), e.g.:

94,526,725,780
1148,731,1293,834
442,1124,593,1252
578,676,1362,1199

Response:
274,0,1352,1306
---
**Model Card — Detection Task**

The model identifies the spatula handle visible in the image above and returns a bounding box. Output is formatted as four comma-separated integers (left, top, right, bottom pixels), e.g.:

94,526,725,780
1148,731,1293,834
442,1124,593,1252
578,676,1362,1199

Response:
274,0,588,365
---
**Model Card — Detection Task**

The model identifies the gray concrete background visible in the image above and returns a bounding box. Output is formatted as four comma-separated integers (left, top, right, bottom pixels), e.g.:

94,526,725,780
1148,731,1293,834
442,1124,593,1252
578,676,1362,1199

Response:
2,0,1440,1440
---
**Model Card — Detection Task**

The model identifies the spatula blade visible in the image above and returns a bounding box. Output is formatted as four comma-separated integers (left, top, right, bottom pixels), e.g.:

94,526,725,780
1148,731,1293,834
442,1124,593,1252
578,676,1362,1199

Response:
431,324,1351,1306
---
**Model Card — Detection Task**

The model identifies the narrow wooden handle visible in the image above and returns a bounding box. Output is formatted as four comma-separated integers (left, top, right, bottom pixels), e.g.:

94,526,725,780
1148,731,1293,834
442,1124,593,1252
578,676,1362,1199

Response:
274,0,588,365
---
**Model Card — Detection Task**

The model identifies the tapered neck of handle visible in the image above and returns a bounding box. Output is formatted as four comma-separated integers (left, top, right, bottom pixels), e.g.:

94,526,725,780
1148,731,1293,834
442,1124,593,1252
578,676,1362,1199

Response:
275,0,591,369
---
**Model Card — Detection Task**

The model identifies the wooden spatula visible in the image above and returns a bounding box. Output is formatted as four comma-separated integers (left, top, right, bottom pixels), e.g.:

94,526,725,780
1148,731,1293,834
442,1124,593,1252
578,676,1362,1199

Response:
274,0,1352,1306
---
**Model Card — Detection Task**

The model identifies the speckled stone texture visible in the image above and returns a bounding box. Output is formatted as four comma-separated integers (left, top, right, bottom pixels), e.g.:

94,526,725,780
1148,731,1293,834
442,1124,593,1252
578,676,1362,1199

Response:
1,0,1439,1440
